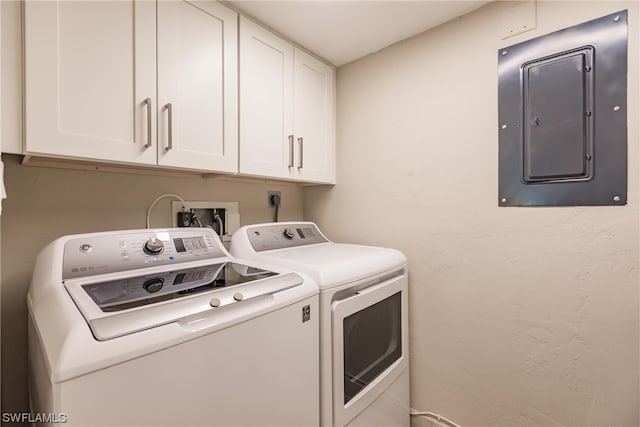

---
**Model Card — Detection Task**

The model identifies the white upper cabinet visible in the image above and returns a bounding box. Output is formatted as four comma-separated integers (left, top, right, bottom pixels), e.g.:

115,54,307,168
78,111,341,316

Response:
24,2,332,181
157,1,237,173
239,17,335,184
293,48,335,183
24,0,238,173
239,17,293,180
24,0,157,165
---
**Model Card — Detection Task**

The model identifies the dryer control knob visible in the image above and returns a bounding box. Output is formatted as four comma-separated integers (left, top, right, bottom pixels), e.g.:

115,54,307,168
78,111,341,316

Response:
283,228,296,239
143,237,164,255
143,278,164,293
210,298,221,307
233,292,244,302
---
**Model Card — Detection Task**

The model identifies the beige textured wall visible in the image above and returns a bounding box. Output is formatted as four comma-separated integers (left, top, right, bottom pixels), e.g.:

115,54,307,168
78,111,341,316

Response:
0,154,304,415
305,1,639,426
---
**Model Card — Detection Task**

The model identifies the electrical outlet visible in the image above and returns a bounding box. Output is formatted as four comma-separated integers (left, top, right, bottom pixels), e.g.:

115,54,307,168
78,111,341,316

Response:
268,191,282,207
171,201,240,242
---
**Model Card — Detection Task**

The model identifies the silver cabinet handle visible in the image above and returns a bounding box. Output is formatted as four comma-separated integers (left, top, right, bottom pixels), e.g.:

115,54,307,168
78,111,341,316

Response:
143,98,152,148
288,135,294,167
165,103,173,152
298,137,303,169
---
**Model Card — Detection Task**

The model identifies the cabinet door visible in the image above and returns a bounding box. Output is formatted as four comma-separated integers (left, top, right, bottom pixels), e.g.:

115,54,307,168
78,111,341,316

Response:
24,0,156,165
239,17,294,179
157,1,238,173
293,49,335,184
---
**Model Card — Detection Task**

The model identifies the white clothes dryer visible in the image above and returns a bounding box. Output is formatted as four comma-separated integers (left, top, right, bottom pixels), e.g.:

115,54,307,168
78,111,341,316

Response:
28,227,319,426
231,222,409,427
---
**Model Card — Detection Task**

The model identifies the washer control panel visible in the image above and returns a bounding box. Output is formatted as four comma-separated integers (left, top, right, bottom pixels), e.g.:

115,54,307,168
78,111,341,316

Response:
62,228,225,280
247,223,328,252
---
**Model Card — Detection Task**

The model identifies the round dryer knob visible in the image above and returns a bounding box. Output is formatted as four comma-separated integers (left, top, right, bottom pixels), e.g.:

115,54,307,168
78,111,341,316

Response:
233,292,244,302
283,228,296,239
143,237,164,255
143,277,164,293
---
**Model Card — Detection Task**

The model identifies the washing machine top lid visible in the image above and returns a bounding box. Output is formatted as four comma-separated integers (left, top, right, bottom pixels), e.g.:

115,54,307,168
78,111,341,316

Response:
35,227,312,341
76,261,276,312
65,260,303,341
230,222,407,288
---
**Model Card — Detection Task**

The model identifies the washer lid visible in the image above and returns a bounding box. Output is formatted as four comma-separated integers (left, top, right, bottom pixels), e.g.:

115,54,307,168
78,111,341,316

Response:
258,243,407,288
231,222,408,288
64,261,303,340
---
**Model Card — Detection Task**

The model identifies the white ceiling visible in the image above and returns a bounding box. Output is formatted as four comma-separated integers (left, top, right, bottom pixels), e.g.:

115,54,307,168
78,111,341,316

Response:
227,1,491,66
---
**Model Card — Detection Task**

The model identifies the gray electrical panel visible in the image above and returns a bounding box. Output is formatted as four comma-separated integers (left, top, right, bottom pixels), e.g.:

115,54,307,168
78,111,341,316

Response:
498,10,627,206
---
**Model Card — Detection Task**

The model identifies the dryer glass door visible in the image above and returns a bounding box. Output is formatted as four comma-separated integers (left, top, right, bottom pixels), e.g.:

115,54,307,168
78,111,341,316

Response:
331,272,408,426
343,291,401,403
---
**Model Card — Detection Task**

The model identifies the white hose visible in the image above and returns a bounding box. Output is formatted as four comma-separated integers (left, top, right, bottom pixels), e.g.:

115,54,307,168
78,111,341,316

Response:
410,409,462,427
146,193,186,229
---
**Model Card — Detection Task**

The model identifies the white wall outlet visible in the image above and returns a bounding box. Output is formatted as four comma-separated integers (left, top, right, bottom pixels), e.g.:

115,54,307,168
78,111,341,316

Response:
172,201,240,242
501,0,536,39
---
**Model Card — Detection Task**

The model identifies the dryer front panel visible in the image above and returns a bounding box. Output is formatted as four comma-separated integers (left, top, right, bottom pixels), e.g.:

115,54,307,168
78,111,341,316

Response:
331,272,409,426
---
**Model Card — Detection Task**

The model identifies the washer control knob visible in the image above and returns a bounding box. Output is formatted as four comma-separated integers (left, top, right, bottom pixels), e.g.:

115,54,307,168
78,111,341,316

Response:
143,278,164,293
283,228,296,239
143,237,164,255
233,292,244,302
209,298,221,308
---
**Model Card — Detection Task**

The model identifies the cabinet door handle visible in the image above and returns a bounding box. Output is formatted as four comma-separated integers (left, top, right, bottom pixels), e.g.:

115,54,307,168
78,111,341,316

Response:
288,135,294,167
165,103,173,152
143,98,152,148
298,137,303,169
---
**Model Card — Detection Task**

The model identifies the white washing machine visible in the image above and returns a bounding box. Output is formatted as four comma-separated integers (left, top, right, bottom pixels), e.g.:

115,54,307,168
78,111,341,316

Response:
28,227,319,426
231,222,409,427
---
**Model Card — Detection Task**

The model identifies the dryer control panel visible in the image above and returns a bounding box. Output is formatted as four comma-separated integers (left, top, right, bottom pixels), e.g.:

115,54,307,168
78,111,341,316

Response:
62,228,225,280
246,223,329,252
